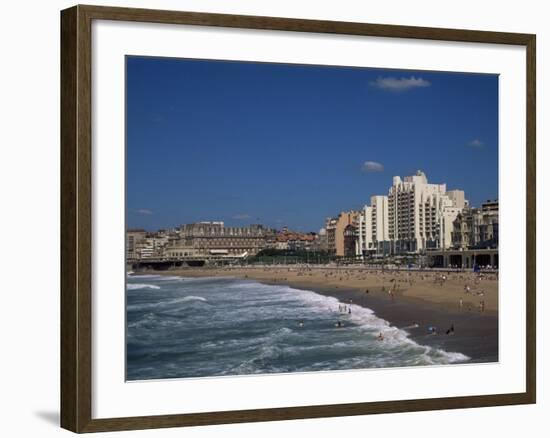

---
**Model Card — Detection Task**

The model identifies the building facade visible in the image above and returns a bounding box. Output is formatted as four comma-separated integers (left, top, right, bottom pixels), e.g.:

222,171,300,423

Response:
164,244,200,259
326,211,359,257
126,229,177,261
387,171,465,254
274,229,317,251
176,221,274,257
452,200,499,250
357,195,390,256
126,229,147,261
343,224,358,257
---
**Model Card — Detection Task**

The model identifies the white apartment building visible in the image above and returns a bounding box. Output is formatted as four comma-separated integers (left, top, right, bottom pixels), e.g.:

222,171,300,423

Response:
357,206,372,256
387,170,465,254
357,195,390,256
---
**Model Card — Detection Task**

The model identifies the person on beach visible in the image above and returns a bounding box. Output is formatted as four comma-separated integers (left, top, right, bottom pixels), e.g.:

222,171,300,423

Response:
459,298,463,308
446,324,455,335
348,307,352,314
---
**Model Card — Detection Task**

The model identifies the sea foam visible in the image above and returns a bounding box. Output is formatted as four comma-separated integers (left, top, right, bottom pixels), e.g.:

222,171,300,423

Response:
127,283,161,290
126,276,471,380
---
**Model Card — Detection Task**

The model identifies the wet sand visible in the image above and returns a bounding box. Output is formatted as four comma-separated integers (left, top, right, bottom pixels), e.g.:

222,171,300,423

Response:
136,265,499,363
312,286,498,363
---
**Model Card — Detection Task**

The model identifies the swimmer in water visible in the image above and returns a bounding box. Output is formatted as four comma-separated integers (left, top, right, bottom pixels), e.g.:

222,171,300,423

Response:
335,320,343,328
298,320,304,327
377,332,384,341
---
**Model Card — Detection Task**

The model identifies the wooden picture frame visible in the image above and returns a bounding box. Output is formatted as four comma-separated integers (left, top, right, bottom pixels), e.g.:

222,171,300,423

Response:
61,4,536,433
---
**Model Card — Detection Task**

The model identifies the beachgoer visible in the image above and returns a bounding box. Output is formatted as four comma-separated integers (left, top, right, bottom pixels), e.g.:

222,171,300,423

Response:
446,324,455,335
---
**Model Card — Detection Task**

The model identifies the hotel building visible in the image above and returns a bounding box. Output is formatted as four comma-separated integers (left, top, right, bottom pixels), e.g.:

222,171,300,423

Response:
175,221,275,257
387,171,465,254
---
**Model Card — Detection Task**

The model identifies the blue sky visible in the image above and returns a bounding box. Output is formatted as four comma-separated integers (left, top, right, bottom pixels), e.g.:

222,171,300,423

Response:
126,56,498,232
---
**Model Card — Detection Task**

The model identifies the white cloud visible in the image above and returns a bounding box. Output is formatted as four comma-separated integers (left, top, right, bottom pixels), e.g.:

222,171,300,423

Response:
468,139,484,148
232,214,251,220
361,161,384,173
370,76,431,92
137,209,153,215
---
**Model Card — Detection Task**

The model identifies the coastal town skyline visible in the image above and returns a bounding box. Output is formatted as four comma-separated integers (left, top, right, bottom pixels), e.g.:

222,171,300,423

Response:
126,57,498,232
127,169,499,272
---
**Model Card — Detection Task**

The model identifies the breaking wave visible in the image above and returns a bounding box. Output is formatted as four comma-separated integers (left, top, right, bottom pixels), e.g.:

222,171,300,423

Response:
126,276,470,380
127,283,161,290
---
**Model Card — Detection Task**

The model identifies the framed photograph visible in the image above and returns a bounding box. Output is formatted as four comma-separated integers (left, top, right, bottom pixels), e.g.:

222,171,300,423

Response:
60,4,536,433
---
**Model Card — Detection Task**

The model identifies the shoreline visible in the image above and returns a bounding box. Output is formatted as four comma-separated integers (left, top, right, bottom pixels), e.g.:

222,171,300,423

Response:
132,266,499,363
309,285,498,363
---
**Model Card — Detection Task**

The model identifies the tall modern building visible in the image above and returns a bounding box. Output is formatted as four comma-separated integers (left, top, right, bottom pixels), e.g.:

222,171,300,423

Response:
387,171,465,254
357,195,390,256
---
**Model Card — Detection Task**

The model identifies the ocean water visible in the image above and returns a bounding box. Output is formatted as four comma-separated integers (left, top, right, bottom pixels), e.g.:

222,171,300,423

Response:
126,275,468,380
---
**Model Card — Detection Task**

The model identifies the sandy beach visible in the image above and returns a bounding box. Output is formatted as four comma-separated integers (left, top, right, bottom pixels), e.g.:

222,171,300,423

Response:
135,265,499,363
152,266,498,312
